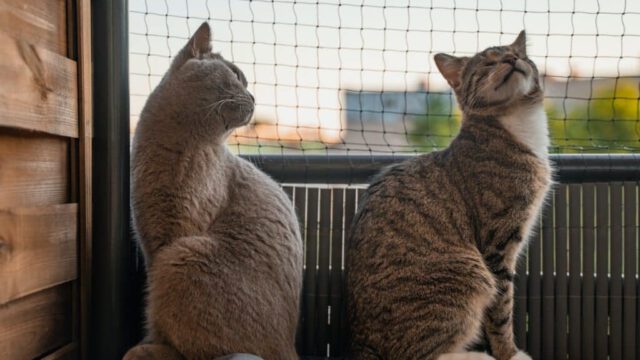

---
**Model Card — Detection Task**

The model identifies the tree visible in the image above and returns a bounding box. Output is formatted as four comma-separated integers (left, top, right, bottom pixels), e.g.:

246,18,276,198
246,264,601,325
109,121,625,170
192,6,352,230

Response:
409,93,461,151
409,82,640,153
547,81,640,153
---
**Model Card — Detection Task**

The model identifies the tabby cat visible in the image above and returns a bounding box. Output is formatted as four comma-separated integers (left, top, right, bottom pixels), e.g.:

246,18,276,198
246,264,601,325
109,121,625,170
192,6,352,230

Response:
346,31,551,360
124,23,303,360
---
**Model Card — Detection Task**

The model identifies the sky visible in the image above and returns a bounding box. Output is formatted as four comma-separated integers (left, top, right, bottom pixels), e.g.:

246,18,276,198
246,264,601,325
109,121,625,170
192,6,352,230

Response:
129,0,640,143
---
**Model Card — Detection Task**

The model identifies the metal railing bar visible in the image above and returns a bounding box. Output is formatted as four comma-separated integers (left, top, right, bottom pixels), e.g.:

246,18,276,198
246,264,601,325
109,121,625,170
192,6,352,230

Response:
243,154,640,184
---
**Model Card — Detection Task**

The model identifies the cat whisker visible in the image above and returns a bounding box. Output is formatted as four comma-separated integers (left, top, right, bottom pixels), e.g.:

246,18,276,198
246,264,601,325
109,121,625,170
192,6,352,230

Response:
201,98,235,123
204,98,236,110
214,87,255,103
213,98,238,113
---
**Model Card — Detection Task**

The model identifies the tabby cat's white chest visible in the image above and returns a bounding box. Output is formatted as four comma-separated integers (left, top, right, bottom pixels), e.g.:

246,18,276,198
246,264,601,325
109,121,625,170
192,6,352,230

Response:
499,105,549,159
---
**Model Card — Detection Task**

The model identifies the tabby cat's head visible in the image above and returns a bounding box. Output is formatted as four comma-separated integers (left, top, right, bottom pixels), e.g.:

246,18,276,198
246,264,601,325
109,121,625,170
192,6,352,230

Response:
434,31,542,116
147,22,254,137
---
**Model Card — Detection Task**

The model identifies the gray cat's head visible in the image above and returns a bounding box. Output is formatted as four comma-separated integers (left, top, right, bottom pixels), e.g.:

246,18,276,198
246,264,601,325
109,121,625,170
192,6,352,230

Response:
145,22,254,138
434,31,542,116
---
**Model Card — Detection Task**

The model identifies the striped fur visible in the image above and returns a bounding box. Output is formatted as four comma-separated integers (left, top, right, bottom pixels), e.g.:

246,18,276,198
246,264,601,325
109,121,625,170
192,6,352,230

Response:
346,31,552,360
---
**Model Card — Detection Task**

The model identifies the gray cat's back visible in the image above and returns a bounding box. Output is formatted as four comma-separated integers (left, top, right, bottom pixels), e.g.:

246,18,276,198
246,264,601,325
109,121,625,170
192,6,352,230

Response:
213,156,303,273
222,156,301,240
125,23,302,360
131,142,302,360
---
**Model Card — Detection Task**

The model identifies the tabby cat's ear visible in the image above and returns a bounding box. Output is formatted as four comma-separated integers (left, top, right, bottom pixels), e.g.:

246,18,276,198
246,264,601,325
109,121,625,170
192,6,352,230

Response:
511,30,527,56
434,53,468,89
187,22,212,57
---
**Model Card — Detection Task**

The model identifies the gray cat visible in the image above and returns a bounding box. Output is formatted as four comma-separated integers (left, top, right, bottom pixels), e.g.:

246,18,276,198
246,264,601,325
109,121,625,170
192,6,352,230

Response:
124,23,303,360
346,31,552,360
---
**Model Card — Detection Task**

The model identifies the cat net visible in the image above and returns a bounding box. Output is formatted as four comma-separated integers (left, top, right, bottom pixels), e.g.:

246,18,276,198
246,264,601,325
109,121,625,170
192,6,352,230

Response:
125,4,639,360
130,0,640,157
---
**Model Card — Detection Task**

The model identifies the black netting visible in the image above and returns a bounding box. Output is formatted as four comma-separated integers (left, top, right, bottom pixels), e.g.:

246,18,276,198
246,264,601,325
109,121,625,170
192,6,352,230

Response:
129,0,640,155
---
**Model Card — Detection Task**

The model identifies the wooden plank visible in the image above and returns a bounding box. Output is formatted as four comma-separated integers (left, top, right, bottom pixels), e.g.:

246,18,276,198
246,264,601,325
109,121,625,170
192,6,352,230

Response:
304,188,319,355
541,199,555,360
340,188,357,354
0,283,73,359
0,0,67,56
65,0,76,60
69,139,78,204
554,186,568,360
41,342,77,360
514,252,527,350
316,189,331,356
609,183,623,360
75,0,93,357
329,188,344,356
293,186,306,355
622,183,637,360
283,186,294,201
69,140,79,345
0,131,70,208
568,184,582,359
0,204,78,304
595,184,609,360
527,215,542,360
582,184,596,360
0,30,78,138
71,279,79,348
356,188,366,206
343,188,358,249
293,187,307,236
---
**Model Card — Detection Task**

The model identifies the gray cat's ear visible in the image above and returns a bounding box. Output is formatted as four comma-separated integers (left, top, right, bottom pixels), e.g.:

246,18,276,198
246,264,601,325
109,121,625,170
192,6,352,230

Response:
511,30,527,56
434,53,468,89
188,22,212,57
168,22,212,73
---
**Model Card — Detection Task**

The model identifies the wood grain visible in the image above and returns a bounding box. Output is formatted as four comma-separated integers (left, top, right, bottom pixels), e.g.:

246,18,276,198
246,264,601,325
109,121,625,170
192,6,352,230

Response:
0,283,72,359
0,204,78,305
0,30,78,137
41,342,77,360
76,0,93,357
0,0,67,56
0,131,70,208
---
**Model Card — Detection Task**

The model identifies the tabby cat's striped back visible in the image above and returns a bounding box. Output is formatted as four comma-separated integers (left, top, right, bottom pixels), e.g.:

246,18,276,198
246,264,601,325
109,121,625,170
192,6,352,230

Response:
346,31,552,360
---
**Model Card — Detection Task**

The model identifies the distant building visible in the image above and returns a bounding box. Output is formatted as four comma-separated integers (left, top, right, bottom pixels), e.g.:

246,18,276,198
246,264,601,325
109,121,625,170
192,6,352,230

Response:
340,89,454,153
339,76,640,153
228,76,639,154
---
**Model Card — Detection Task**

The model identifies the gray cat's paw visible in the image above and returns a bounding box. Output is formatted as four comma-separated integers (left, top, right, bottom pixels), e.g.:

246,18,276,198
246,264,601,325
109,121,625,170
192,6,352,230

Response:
214,354,264,360
508,351,532,360
122,344,184,360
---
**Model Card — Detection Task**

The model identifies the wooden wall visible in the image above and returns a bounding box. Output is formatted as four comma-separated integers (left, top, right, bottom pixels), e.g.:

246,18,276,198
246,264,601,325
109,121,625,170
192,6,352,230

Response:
0,0,91,358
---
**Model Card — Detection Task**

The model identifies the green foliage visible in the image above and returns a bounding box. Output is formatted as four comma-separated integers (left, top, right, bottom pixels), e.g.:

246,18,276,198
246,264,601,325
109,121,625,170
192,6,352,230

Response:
409,93,461,151
409,82,640,153
547,81,640,153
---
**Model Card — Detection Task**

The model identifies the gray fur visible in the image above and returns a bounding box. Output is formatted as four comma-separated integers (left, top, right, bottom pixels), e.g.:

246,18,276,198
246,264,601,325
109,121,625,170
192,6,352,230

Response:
124,23,303,360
